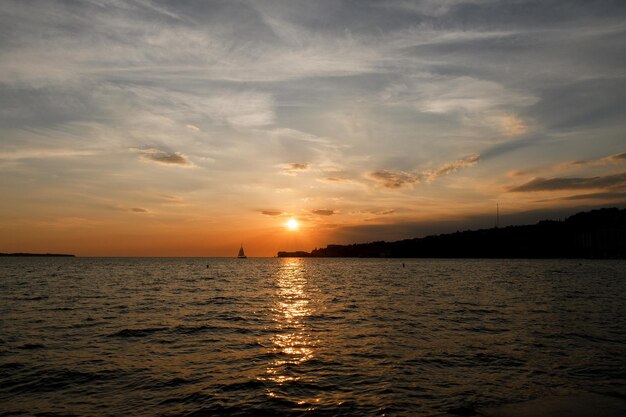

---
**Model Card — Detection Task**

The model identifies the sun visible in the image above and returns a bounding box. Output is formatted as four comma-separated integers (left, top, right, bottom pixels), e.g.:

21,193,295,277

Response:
286,218,299,231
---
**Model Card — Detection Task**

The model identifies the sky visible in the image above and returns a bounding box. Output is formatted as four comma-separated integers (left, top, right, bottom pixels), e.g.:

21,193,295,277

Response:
1,0,625,256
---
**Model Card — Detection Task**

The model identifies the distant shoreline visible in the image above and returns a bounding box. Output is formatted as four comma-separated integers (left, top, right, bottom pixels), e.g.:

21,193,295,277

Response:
0,253,75,257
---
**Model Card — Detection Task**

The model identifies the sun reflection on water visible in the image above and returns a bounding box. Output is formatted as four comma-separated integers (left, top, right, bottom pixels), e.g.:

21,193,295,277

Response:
265,258,316,388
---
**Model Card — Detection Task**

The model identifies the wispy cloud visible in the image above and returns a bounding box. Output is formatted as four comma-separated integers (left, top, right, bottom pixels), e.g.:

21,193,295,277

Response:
315,168,361,185
322,176,349,183
500,115,528,137
355,209,396,216
259,209,283,216
122,86,275,130
562,191,626,201
509,172,626,192
278,162,310,175
160,195,184,204
203,92,275,128
394,75,538,135
369,170,421,189
557,152,626,170
311,209,335,216
132,148,192,166
369,209,395,215
0,149,98,160
370,154,480,188
507,169,533,178
105,204,150,213
424,154,480,181
287,163,308,170
504,152,626,181
415,77,536,115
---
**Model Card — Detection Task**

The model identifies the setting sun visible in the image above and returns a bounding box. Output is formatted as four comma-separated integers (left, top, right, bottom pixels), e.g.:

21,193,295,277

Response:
286,219,299,231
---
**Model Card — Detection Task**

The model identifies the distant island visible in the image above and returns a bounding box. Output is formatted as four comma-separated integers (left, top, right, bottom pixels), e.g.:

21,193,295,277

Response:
278,208,626,259
0,253,75,257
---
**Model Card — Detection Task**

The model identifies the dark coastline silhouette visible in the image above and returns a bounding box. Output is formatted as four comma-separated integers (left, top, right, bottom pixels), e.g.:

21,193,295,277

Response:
0,253,75,257
278,208,626,259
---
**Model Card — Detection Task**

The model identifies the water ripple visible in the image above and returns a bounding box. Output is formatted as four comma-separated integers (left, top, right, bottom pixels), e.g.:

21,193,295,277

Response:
1,257,625,416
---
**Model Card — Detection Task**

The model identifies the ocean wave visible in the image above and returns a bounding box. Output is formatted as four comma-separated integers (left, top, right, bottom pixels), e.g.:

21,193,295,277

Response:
108,327,167,338
17,343,45,350
4,368,118,395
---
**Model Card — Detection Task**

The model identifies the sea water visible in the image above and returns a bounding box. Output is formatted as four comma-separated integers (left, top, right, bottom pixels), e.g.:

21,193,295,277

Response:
1,257,625,416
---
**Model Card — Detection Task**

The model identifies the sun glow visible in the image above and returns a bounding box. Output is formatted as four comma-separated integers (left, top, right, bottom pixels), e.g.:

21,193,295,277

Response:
286,218,299,231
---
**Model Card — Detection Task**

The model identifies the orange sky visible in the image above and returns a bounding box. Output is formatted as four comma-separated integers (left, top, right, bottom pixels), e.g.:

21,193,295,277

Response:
1,1,625,256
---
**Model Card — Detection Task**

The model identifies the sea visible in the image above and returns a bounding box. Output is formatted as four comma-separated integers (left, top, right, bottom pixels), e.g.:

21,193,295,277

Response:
1,257,625,416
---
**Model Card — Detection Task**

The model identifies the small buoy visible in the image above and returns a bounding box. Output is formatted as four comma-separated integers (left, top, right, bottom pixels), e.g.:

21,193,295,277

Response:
402,263,405,268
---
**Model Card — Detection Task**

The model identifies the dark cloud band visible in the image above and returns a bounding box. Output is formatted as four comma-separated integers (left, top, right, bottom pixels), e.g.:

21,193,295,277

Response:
510,172,626,192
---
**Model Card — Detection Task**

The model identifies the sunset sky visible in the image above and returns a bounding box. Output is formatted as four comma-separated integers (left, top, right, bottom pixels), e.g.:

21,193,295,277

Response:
1,0,625,256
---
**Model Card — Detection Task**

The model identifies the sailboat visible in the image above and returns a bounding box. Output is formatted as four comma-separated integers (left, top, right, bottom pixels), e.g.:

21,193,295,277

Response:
237,244,247,259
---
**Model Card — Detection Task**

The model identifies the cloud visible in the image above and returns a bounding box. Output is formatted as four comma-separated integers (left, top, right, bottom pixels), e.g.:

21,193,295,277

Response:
507,169,532,178
278,162,310,175
204,92,275,127
311,209,335,216
161,195,183,203
408,76,538,131
369,170,421,189
121,86,275,130
317,176,365,187
288,163,309,170
260,209,283,216
104,204,151,213
500,115,528,137
0,148,97,160
357,209,396,216
503,152,626,182
601,153,626,164
131,148,192,166
424,154,480,181
562,191,626,201
509,172,626,192
607,153,626,163
558,152,626,170
323,176,347,183
316,170,362,185
370,153,480,189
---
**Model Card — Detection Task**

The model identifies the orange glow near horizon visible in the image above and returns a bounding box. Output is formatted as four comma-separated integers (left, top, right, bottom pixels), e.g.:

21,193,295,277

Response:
0,199,578,257
0,212,331,257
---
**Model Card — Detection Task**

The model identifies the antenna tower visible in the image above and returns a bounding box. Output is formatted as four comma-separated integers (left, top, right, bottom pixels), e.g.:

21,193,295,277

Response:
496,203,500,228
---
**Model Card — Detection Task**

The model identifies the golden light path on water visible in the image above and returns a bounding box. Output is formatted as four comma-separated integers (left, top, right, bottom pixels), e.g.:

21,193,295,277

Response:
265,258,318,403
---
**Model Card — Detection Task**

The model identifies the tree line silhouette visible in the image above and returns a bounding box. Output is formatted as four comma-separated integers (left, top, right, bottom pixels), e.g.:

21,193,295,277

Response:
278,208,626,259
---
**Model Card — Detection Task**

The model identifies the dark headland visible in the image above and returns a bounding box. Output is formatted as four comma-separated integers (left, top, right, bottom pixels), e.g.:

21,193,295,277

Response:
0,253,75,257
278,207,626,259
